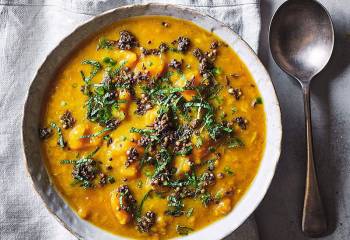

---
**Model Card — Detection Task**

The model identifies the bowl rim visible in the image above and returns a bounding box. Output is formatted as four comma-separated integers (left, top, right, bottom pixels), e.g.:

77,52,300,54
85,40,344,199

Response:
22,3,282,240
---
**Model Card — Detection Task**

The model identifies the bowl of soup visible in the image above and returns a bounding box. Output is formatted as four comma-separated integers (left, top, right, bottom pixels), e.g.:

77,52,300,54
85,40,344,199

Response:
22,3,282,240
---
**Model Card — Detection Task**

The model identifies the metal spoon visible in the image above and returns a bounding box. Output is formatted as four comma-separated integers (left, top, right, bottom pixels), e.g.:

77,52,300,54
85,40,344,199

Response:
269,0,334,237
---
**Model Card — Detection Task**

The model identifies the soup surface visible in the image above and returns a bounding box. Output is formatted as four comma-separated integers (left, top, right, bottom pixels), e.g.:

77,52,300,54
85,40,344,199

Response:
40,16,265,239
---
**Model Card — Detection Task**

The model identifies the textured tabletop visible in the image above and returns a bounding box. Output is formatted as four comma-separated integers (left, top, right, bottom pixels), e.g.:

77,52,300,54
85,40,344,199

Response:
256,0,350,239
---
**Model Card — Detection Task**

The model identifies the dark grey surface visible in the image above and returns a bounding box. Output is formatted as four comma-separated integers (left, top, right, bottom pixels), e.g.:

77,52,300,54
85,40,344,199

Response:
256,0,350,239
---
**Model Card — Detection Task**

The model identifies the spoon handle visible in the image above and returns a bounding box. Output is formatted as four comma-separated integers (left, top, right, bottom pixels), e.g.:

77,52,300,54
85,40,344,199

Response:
301,83,327,237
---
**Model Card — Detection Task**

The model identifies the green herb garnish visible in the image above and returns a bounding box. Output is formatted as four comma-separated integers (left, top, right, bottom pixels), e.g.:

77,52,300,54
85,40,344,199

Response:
212,67,222,76
255,96,263,104
80,60,101,83
224,166,234,176
103,57,116,66
80,127,111,139
185,208,194,218
228,137,244,148
97,37,114,50
200,192,212,206
107,176,115,184
50,122,66,148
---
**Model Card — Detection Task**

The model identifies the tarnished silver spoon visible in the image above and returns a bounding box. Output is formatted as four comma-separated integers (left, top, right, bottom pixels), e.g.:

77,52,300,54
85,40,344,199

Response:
269,0,334,237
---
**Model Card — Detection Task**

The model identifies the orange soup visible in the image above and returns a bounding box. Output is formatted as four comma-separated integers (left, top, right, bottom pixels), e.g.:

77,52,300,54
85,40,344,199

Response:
40,16,265,239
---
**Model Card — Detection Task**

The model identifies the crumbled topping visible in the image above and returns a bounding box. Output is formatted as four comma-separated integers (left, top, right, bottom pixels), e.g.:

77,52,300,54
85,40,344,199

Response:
177,36,191,52
199,58,214,76
159,43,169,53
136,211,156,232
72,159,99,183
168,59,183,70
228,88,243,100
193,48,205,60
235,117,248,130
117,30,139,50
117,185,137,213
135,94,152,115
200,172,216,187
106,119,121,129
140,47,160,56
153,113,173,136
125,147,139,167
138,135,153,148
60,110,75,129
193,48,214,77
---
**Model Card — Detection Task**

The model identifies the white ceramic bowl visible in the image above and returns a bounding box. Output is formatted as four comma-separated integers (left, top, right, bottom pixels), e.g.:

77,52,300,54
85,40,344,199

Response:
22,4,282,240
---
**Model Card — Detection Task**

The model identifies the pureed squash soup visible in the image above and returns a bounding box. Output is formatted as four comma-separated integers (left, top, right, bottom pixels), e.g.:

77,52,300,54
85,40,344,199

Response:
40,16,265,239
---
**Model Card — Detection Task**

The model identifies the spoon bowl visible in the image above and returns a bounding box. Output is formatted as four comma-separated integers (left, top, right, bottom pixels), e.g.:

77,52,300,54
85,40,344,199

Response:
269,0,334,237
270,0,334,82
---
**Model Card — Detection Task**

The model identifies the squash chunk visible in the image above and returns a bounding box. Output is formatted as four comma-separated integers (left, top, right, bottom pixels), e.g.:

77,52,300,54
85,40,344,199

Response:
214,197,232,216
174,156,192,176
110,191,132,225
181,90,196,101
68,123,102,150
118,89,131,101
185,70,201,86
115,89,131,118
114,50,138,68
135,55,165,77
109,140,144,158
153,215,170,235
143,107,159,125
120,163,139,179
